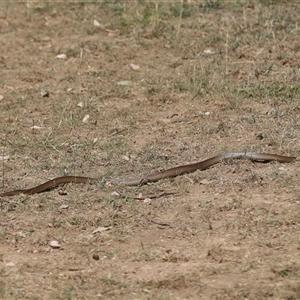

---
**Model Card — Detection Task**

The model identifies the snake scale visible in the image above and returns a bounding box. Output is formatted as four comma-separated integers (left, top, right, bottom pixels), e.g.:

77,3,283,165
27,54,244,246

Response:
0,152,296,197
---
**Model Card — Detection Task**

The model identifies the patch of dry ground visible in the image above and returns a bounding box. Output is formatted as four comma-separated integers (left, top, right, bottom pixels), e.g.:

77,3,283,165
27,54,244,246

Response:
1,1,300,299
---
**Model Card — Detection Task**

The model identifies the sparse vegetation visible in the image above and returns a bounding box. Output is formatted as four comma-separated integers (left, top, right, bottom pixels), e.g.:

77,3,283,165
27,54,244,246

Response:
0,1,300,299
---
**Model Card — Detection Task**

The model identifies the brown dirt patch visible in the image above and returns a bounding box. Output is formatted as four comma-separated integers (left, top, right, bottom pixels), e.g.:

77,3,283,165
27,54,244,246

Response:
1,2,300,299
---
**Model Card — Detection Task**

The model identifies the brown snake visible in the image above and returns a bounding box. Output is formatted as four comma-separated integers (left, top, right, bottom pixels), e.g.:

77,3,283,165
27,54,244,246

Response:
0,152,296,197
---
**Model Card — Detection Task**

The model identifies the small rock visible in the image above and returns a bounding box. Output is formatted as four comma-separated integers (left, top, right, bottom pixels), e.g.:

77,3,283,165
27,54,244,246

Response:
92,253,99,260
41,91,49,97
49,240,61,249
82,114,90,123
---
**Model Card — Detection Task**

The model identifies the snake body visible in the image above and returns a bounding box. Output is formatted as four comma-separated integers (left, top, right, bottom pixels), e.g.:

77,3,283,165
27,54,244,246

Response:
0,152,296,197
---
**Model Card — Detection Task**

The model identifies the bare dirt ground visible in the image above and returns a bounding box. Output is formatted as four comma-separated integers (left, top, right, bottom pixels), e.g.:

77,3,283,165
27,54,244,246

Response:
1,1,300,299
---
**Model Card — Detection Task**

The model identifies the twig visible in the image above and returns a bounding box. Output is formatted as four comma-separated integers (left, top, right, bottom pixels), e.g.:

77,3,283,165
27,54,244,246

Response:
147,218,173,228
133,191,175,200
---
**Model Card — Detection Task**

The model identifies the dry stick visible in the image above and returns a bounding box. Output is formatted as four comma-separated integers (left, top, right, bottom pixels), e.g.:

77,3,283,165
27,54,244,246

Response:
225,32,229,75
133,191,175,200
2,141,4,192
148,218,173,228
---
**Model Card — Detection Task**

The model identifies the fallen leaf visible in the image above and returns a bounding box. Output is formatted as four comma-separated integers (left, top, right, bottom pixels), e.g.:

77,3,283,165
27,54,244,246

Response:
41,91,49,97
203,49,215,55
82,114,90,123
105,181,112,187
200,179,213,185
0,155,9,161
111,191,120,197
56,54,67,59
93,19,100,27
49,240,61,248
92,226,112,234
117,80,131,86
93,20,105,29
130,63,140,70
58,204,69,210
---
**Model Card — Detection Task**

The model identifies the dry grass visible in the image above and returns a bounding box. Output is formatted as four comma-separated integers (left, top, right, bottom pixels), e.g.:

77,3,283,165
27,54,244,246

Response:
1,1,300,299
